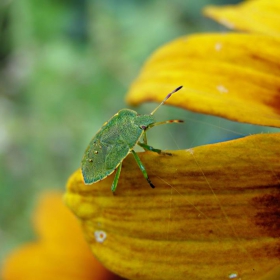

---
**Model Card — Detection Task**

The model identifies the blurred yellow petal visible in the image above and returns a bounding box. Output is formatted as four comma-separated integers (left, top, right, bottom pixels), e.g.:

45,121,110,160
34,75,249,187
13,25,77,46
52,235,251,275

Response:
65,133,280,280
204,0,280,36
126,33,280,128
261,266,280,280
2,192,122,280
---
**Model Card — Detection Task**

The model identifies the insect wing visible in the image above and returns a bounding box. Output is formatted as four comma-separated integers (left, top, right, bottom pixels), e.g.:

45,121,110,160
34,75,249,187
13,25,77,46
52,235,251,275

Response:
81,135,109,184
104,140,129,170
81,113,131,185
100,122,130,171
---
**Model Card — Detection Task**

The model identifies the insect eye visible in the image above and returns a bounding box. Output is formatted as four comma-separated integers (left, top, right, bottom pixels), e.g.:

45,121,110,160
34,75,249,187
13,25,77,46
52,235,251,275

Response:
140,125,147,130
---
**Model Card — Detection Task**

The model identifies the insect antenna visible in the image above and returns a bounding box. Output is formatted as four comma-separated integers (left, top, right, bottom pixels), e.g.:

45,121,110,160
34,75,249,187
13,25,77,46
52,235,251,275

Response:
150,85,183,115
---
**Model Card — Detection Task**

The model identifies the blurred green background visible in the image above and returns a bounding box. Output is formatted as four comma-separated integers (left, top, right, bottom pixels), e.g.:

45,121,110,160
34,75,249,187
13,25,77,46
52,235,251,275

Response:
1,0,279,269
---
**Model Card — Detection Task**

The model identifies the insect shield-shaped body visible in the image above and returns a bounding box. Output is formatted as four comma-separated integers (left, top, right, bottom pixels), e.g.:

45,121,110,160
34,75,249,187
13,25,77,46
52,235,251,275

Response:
82,109,155,189
81,86,183,192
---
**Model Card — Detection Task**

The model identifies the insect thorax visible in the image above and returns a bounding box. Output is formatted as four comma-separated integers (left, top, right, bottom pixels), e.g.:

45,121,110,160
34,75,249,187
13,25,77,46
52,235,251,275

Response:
134,114,155,129
116,109,155,147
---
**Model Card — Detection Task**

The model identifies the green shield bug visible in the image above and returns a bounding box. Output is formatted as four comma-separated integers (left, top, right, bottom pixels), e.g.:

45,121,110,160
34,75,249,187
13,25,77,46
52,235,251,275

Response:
81,86,183,192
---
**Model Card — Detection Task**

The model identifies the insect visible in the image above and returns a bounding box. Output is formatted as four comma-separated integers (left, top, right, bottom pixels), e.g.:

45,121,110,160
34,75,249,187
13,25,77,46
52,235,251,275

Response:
81,86,183,192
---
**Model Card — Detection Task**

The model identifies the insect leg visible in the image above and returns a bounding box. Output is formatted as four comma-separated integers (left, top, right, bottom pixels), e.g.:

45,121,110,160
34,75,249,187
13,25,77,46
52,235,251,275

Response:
131,150,155,189
111,163,122,192
138,142,172,156
147,119,184,130
143,130,148,144
142,120,183,143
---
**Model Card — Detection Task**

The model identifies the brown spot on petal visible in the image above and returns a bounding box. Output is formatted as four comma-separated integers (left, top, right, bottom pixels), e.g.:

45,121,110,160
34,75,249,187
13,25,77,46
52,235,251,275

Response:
253,192,280,239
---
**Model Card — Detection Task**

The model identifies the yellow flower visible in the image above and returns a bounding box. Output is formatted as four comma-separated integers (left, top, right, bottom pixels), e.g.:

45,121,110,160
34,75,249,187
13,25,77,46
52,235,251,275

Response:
65,0,280,279
204,0,280,36
1,192,123,280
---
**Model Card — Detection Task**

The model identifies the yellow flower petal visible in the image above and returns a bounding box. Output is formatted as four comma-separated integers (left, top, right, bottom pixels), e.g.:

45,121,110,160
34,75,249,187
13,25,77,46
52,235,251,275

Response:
65,133,280,280
126,33,280,128
261,266,280,280
204,0,280,36
2,192,122,280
